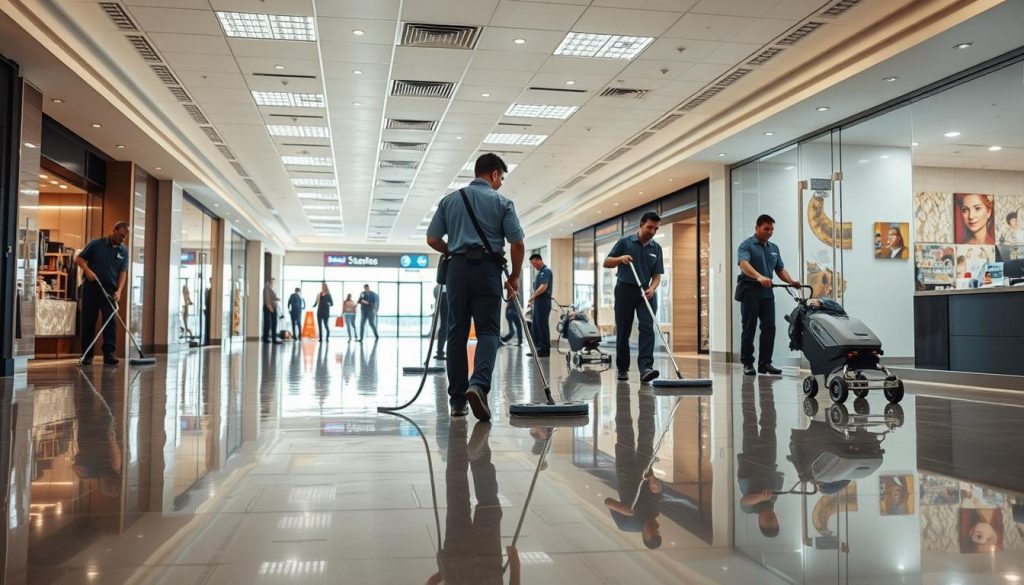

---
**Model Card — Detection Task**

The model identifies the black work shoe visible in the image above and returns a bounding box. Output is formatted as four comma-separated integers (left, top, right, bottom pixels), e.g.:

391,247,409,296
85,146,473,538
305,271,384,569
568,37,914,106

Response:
451,405,469,417
617,370,628,381
640,369,660,384
434,353,446,361
80,356,93,366
758,364,783,375
103,354,119,366
743,364,757,376
527,351,550,358
465,385,491,422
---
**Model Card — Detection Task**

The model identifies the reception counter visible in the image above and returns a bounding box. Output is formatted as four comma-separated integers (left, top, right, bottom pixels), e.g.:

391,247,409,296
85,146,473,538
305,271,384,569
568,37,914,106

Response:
914,285,1024,375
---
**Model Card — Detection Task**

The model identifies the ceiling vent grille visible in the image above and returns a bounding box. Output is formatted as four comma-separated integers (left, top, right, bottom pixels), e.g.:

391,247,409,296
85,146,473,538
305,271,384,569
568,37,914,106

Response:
821,0,862,17
604,147,631,161
538,189,566,205
747,47,784,66
183,105,209,124
99,3,137,31
376,179,411,188
401,23,481,49
583,162,607,175
216,145,235,159
650,114,683,131
391,80,455,99
528,86,587,94
230,162,248,177
257,195,273,210
678,68,752,111
381,141,428,151
563,176,587,189
150,64,179,86
778,22,824,46
385,119,437,131
244,178,262,195
168,86,191,102
126,35,160,61
369,210,400,216
599,87,650,99
201,126,223,143
380,160,419,169
626,132,655,147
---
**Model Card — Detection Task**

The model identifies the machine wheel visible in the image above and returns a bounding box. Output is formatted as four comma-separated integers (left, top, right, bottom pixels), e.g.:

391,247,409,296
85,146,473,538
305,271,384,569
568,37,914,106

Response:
565,352,571,365
572,354,582,368
884,403,906,428
803,397,819,418
828,403,850,426
853,398,870,415
802,376,819,398
603,354,612,363
883,380,905,404
828,377,850,404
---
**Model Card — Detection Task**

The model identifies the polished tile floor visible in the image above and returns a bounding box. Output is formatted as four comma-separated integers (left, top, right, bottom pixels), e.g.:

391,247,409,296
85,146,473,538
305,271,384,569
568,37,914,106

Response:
2,339,1023,584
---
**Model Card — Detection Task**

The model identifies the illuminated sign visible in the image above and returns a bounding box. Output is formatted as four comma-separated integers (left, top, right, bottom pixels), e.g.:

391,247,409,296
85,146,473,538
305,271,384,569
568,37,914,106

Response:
323,254,380,267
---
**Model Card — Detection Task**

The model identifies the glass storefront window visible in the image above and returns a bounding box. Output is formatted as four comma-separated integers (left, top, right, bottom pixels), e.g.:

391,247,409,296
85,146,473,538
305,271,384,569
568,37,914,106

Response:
179,196,216,347
573,229,595,318
594,218,622,336
229,231,247,338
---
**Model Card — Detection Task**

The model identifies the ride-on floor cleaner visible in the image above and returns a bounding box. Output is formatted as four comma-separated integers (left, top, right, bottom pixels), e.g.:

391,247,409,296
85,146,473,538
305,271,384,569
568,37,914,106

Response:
79,286,157,366
626,262,712,389
555,303,612,368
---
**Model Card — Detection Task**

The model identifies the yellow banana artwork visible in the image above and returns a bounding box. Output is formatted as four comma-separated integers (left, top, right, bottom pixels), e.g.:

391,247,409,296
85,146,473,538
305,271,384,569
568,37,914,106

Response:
807,194,853,249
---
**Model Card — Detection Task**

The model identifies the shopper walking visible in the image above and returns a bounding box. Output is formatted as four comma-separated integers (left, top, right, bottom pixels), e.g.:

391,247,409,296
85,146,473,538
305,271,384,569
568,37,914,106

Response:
76,221,130,365
262,277,281,344
499,301,522,346
526,253,552,358
287,287,305,340
313,283,333,342
426,152,525,422
342,294,357,340
357,284,379,341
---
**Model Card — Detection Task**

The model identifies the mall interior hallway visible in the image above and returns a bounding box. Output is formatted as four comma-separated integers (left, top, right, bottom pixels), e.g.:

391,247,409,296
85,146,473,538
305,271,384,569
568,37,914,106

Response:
2,339,1023,585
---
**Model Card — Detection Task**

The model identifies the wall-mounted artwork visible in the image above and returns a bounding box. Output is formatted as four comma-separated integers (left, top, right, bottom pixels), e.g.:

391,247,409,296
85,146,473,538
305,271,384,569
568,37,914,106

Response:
954,193,996,245
914,244,955,289
959,508,1004,553
875,222,910,259
880,474,915,515
915,192,954,243
954,245,996,279
996,194,1024,244
807,194,852,249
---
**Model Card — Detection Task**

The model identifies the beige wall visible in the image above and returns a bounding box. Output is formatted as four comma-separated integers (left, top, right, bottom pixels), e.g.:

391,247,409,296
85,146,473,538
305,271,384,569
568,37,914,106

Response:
914,165,1024,194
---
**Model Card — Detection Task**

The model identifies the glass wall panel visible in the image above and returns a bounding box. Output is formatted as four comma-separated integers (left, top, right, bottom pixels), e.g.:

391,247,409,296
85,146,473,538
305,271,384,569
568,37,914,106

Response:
229,231,247,338
594,218,622,336
572,228,595,318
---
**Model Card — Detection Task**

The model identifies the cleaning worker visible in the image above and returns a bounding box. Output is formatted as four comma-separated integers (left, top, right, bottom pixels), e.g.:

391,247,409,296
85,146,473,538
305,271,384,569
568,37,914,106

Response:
525,253,552,358
603,211,665,384
426,152,525,422
76,221,130,366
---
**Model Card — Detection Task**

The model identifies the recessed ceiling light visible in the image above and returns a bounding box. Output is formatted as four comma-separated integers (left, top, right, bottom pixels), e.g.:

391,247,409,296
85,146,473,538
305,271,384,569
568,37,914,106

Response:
565,80,576,86
456,136,463,140
988,145,1003,151
815,106,829,112
880,154,889,159
352,70,363,75
116,144,125,149
480,92,491,97
505,104,578,120
882,76,898,82
267,124,329,138
911,142,919,147
597,210,602,214
717,152,726,157
763,131,775,136
613,202,620,206
858,159,869,164
352,101,362,106
291,178,336,188
39,174,48,179
282,155,333,167
91,123,102,128
59,184,68,189
155,166,162,170
513,38,527,45
274,64,285,70
24,142,37,149
638,191,644,195
49,180,58,185
954,42,972,49
943,131,961,138
214,203,220,207
667,178,674,182
51,98,63,104
554,32,654,60
252,91,324,108
352,29,365,36
216,11,316,41
484,133,547,146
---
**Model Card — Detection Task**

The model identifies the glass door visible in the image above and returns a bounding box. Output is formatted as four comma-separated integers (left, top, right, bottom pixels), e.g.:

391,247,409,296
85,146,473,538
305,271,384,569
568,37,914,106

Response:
396,281,423,337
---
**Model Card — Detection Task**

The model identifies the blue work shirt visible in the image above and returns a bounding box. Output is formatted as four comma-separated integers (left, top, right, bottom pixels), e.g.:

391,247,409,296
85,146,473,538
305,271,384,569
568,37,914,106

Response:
78,236,128,292
359,290,379,313
608,234,664,287
737,235,785,299
533,265,552,299
426,178,525,255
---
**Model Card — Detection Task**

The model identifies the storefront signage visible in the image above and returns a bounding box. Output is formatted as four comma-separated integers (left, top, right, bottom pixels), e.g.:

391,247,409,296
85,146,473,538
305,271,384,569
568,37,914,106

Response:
322,252,433,269
400,254,429,269
181,250,196,265
324,254,380,267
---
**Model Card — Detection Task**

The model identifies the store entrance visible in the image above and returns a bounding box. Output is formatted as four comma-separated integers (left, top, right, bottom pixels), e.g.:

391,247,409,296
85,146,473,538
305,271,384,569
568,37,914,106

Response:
297,280,427,338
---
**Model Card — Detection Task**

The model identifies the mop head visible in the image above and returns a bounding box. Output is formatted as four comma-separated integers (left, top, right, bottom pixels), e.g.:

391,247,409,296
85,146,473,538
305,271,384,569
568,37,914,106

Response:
652,384,713,396
509,401,589,417
403,366,445,375
651,378,713,390
509,414,589,428
129,357,157,366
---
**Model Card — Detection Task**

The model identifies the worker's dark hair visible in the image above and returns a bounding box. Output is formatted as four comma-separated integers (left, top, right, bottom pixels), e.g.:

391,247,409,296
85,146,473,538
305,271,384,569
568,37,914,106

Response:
113,220,130,231
474,153,508,177
756,214,775,227
529,253,542,261
640,211,661,225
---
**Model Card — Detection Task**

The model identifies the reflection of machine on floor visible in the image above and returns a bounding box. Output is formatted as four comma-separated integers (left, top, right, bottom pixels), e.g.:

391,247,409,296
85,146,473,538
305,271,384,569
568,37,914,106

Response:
776,398,903,550
556,303,612,368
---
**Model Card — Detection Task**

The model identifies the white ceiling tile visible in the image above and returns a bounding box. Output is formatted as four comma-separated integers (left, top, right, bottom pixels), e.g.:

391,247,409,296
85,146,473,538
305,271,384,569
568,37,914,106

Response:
316,17,398,44
313,0,401,19
323,62,389,81
162,52,239,73
188,86,257,104
471,50,550,72
475,27,567,54
318,42,396,65
323,79,388,98
641,37,723,63
228,39,319,59
125,0,210,8
176,70,247,88
462,67,534,89
674,62,732,82
394,46,474,72
702,42,762,65
490,1,587,31
147,33,232,56
769,0,836,20
128,7,222,35
209,0,314,15
539,55,629,76
574,7,684,37
690,0,785,18
662,13,754,41
737,18,800,45
592,0,699,10
401,0,501,26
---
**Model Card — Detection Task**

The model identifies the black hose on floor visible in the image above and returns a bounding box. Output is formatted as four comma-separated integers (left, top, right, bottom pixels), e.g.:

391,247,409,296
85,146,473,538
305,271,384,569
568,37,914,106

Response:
376,289,443,412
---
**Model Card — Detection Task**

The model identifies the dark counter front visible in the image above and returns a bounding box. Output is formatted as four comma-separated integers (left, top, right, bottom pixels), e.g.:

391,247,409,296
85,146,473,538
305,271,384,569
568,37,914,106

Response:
914,287,1024,375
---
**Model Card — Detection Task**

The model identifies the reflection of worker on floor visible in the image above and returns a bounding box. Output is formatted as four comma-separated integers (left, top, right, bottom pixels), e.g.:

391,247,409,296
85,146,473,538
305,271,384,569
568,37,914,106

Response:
737,377,782,537
72,372,122,498
604,385,663,549
428,421,520,585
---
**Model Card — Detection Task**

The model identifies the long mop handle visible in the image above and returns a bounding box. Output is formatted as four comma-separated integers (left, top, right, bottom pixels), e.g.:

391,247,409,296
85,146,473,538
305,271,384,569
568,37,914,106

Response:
80,308,120,363
629,397,683,509
627,261,684,379
503,426,554,572
503,266,552,399
97,286,147,357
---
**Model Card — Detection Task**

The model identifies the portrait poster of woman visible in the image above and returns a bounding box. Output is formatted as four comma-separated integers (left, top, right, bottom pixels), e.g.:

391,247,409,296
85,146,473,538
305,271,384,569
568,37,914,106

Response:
954,193,996,245
959,508,1004,553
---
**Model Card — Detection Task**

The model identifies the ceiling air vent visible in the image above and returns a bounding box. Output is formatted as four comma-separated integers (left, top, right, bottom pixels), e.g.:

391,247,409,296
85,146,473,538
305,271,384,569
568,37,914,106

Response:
650,114,682,131
627,132,655,147
605,147,631,161
599,87,650,99
391,80,455,99
257,195,273,210
380,160,419,169
385,119,437,131
563,176,587,189
381,141,428,151
168,86,191,102
99,3,137,31
528,86,587,94
401,23,480,50
583,162,607,175
200,126,223,143
230,161,248,177
370,210,400,216
747,47,784,66
183,105,209,124
538,189,566,204
778,22,824,46
216,145,235,159
821,0,862,17
244,178,262,195
126,35,160,61
678,68,753,111
377,179,411,188
150,64,179,86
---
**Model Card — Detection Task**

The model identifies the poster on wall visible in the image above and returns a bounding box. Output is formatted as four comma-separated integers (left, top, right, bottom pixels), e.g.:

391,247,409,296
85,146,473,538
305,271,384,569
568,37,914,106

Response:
914,244,955,289
805,249,846,299
880,475,915,515
997,195,1024,244
874,222,910,259
953,193,996,245
920,474,960,506
959,508,1004,553
806,193,853,249
954,245,996,279
915,192,954,243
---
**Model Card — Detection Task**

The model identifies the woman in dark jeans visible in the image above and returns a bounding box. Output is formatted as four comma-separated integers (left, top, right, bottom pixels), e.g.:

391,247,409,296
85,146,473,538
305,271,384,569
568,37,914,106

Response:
312,282,334,342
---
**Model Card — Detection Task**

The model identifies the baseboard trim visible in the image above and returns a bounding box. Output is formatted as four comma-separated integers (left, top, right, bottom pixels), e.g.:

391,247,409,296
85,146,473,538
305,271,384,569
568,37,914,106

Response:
888,366,1024,392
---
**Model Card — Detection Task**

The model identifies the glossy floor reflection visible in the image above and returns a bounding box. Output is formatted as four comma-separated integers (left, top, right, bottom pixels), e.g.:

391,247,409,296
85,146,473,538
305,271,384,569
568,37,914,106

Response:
2,339,1023,584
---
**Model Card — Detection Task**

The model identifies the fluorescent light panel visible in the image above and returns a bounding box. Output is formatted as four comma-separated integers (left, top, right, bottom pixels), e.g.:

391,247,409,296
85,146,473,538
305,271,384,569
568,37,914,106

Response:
217,12,316,41
462,162,518,173
484,133,547,146
297,192,338,200
307,214,340,220
282,156,333,167
252,91,324,108
267,125,329,138
291,178,336,187
505,104,578,119
302,203,339,210
554,32,653,60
